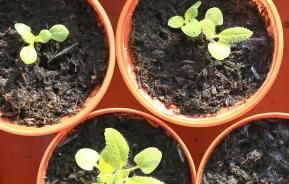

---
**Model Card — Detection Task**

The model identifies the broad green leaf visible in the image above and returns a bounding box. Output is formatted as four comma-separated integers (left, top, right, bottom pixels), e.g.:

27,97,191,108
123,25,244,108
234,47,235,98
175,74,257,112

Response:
21,31,36,44
20,44,37,64
134,148,162,174
14,23,31,36
15,23,35,44
113,170,130,183
200,19,216,38
98,158,116,174
205,7,223,26
181,19,201,37
184,1,201,21
37,29,52,43
208,42,231,60
100,128,129,169
168,16,185,28
97,173,113,184
75,148,100,171
127,176,164,184
218,27,253,44
49,24,69,42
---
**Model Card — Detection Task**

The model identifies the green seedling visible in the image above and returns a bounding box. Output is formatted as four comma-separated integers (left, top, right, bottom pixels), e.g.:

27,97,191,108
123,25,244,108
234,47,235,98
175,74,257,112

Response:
75,128,164,184
14,23,69,64
168,1,253,60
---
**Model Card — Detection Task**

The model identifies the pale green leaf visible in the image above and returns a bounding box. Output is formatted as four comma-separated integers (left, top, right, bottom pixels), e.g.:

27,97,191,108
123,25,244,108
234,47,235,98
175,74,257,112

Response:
49,24,69,42
218,27,253,44
14,23,31,36
168,16,185,28
15,23,35,44
75,148,100,171
37,29,52,43
100,128,129,169
20,45,37,64
181,19,201,37
21,32,36,44
205,7,223,26
127,176,164,184
98,158,116,174
97,173,113,184
134,148,162,174
184,1,201,21
200,19,216,37
208,42,231,60
113,170,130,183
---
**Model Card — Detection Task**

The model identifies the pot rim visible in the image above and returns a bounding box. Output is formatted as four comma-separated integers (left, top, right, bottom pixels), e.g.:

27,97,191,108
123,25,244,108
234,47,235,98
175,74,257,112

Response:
36,108,196,184
195,112,289,184
116,0,284,127
0,0,116,136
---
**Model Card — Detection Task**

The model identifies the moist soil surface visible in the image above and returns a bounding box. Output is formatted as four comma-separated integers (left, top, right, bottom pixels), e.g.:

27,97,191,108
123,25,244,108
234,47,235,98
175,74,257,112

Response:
45,113,192,184
202,119,289,184
0,0,108,127
131,0,273,116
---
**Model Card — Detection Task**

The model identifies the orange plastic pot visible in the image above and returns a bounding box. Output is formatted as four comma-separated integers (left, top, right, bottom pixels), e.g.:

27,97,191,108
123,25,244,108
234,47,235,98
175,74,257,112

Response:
116,0,284,127
0,0,115,136
37,108,196,184
195,112,289,184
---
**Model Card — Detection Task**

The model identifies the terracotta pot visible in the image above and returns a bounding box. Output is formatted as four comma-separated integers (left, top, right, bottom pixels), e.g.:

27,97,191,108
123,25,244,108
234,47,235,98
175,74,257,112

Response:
0,0,115,136
195,112,289,184
37,108,196,184
116,0,284,127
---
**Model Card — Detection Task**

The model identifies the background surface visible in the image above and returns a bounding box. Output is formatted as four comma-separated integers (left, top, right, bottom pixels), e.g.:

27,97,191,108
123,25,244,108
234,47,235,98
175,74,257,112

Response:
0,0,288,183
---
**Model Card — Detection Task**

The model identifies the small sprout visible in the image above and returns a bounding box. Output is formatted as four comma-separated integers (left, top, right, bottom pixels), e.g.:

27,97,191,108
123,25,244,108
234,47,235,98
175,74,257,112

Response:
14,23,69,65
168,1,202,38
75,128,164,184
168,2,253,60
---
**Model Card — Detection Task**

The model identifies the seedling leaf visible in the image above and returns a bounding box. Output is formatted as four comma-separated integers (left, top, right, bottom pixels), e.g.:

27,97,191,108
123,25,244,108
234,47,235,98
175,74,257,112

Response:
205,7,223,26
97,173,114,184
15,23,70,64
134,148,162,174
181,19,201,37
100,128,129,169
127,176,164,184
200,19,216,37
208,42,231,60
218,27,253,44
98,157,116,174
14,23,31,36
184,1,201,21
113,170,130,183
75,148,100,171
37,30,52,43
49,24,69,42
20,45,37,64
168,16,185,28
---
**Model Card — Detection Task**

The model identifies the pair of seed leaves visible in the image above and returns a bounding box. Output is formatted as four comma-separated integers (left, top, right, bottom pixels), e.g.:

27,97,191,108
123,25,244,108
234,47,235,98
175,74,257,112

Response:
75,128,164,184
14,23,69,64
168,1,253,60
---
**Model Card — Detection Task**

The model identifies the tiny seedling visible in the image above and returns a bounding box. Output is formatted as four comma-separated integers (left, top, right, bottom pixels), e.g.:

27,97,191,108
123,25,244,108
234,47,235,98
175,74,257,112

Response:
14,23,69,64
168,1,253,60
75,128,164,184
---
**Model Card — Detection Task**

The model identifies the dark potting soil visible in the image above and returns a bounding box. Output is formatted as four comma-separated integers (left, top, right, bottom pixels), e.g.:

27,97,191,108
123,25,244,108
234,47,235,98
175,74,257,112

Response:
45,114,192,184
202,119,289,184
0,0,108,127
131,0,273,116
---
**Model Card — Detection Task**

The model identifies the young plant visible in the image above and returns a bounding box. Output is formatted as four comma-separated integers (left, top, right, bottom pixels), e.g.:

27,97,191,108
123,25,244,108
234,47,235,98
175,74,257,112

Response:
75,128,164,184
168,1,253,60
14,23,69,65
